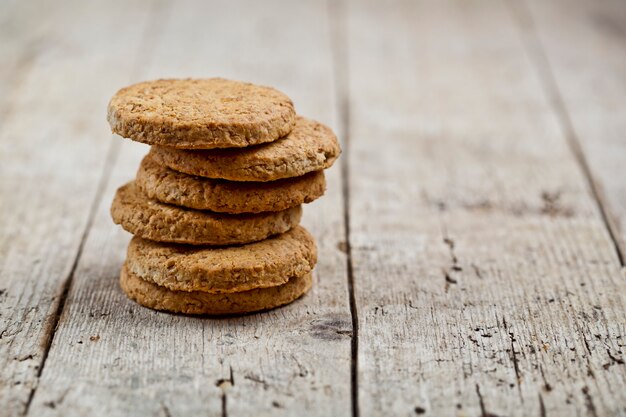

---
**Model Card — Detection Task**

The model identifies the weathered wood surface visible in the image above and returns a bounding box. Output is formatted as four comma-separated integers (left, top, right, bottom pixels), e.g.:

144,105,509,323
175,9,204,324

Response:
521,0,626,263
0,0,51,117
344,0,626,415
24,0,352,416
1,0,625,416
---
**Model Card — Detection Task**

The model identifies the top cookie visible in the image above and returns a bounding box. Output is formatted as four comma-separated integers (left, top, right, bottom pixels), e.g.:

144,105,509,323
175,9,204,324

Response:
150,116,341,181
107,78,296,149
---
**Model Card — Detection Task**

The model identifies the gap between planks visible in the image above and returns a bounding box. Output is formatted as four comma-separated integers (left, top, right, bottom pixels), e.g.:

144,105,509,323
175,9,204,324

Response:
506,0,626,267
328,0,360,417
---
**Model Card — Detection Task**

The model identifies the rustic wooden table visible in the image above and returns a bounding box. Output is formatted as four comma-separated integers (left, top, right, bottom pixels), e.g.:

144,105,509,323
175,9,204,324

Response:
1,0,625,415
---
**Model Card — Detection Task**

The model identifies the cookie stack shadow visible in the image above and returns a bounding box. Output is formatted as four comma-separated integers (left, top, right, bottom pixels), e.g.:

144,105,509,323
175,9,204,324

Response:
107,78,340,315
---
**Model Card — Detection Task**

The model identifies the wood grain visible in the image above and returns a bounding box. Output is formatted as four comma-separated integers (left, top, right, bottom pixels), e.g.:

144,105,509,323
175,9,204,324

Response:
0,1,157,414
25,0,352,416
518,0,626,264
343,0,626,415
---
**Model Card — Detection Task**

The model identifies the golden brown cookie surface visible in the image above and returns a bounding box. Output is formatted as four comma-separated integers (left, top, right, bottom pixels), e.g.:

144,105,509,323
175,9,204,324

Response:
136,154,326,213
120,265,312,315
125,226,317,293
111,182,301,245
108,78,296,149
150,117,341,181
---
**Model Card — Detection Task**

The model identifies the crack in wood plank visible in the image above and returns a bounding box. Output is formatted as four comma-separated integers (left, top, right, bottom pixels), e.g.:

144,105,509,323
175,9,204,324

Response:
215,366,234,417
502,315,523,401
476,383,501,417
538,392,547,417
442,236,462,291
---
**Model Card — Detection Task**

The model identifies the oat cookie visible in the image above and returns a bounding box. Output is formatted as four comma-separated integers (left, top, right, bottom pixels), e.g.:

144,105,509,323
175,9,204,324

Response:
121,265,312,315
136,154,326,213
150,116,341,181
111,182,301,245
125,226,317,293
108,78,296,149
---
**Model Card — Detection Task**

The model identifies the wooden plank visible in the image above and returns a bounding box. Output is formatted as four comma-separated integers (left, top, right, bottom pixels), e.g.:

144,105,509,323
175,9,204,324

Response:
344,0,626,415
26,0,352,416
0,0,53,114
519,0,626,263
0,0,160,415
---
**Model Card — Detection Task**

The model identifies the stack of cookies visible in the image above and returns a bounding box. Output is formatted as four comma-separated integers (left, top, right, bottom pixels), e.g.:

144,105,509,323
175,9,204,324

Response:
107,79,340,315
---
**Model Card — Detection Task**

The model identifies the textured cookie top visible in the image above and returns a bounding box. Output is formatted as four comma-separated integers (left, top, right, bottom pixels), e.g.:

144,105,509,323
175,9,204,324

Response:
126,226,317,293
150,116,341,181
136,154,326,213
107,78,296,149
111,182,301,245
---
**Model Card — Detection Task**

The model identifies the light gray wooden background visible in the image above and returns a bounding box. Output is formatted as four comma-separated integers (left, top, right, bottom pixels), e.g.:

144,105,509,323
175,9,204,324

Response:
1,0,625,416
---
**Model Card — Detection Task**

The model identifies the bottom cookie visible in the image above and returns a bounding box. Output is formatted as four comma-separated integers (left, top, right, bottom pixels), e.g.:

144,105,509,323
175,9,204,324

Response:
120,265,312,315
